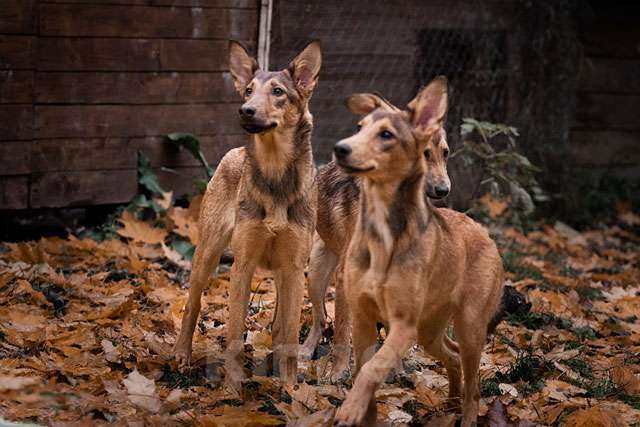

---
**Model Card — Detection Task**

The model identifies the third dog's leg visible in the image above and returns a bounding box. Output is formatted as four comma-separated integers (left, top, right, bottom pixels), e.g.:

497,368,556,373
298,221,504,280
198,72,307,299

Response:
328,262,352,383
454,310,486,427
299,238,339,359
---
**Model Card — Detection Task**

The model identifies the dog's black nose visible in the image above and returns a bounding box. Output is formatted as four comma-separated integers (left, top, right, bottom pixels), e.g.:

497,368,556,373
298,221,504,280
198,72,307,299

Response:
239,106,256,117
434,185,449,198
333,143,352,159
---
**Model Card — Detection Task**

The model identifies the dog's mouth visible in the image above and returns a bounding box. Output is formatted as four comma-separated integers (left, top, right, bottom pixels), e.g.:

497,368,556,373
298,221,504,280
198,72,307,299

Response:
426,190,444,200
240,122,277,134
336,160,375,175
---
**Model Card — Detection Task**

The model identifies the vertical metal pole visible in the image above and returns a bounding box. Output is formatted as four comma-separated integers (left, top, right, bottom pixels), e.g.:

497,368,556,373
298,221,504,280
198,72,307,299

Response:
257,0,273,70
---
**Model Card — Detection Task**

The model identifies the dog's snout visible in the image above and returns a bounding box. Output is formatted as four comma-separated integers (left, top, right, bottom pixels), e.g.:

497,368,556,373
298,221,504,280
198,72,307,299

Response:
333,142,352,159
239,105,256,117
434,185,450,198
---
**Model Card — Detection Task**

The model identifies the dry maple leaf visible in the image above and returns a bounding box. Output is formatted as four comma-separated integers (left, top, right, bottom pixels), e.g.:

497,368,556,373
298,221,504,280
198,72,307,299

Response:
122,369,162,414
562,405,626,427
117,210,168,245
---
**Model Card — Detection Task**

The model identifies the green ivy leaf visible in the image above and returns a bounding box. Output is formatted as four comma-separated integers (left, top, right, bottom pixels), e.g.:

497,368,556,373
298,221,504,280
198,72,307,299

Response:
166,133,214,178
138,151,165,195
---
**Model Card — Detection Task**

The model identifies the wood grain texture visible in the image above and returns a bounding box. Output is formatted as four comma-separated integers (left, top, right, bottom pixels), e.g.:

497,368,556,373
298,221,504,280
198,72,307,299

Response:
35,72,237,104
30,170,138,208
0,36,35,70
36,38,240,71
25,134,245,172
0,141,31,175
0,71,34,103
0,0,36,34
35,104,242,138
0,105,33,141
39,3,257,39
0,176,28,209
41,0,258,8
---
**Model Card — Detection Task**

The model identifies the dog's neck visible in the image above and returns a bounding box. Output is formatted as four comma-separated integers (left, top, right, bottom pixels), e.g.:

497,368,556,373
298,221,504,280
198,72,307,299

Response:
360,160,429,263
246,114,314,202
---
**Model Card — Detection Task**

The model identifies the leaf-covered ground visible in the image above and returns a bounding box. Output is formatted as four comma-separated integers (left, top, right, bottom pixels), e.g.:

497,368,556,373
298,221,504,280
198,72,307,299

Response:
1,200,639,426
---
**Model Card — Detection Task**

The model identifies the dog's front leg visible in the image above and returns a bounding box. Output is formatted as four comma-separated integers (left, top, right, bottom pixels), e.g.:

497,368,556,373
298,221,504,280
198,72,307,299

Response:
224,258,257,395
174,194,234,366
335,315,416,427
272,267,305,384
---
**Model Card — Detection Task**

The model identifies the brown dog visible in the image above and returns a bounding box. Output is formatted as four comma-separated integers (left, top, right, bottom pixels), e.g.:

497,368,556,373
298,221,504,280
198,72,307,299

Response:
300,114,451,384
332,77,504,426
172,40,322,394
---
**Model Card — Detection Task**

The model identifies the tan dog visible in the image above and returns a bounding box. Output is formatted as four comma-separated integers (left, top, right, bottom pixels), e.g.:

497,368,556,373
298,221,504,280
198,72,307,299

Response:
332,77,504,426
172,40,322,394
300,109,451,384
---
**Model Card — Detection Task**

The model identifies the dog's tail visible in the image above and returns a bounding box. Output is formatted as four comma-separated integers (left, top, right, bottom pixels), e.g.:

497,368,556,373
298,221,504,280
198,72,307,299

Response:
486,285,530,335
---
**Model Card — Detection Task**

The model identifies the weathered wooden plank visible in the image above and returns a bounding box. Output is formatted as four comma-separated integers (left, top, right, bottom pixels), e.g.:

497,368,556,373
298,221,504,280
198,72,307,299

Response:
35,104,242,138
570,131,640,166
37,38,231,71
35,72,236,104
573,94,640,131
0,105,33,141
135,134,247,169
30,170,138,208
0,36,35,70
0,71,34,103
579,58,640,94
0,141,31,175
39,3,257,40
0,0,36,34
26,134,246,172
37,38,160,71
0,175,28,209
40,0,258,8
159,39,233,71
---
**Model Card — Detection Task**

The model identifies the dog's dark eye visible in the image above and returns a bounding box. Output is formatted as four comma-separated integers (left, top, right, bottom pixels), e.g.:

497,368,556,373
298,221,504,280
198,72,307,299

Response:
272,87,284,96
443,148,449,158
245,87,253,97
379,130,393,140
356,124,362,131
424,149,431,160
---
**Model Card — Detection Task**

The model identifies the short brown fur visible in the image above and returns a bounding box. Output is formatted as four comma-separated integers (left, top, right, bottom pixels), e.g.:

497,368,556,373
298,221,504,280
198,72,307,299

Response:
332,78,504,427
300,96,451,383
172,40,322,395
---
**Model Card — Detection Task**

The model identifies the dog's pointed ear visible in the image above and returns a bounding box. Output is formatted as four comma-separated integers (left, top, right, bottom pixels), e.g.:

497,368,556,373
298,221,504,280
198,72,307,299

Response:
408,76,448,141
229,40,258,96
345,93,398,116
288,40,322,96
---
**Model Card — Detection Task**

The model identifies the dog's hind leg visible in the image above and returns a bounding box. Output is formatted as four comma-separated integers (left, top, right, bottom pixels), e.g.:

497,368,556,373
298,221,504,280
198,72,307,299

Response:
174,186,235,367
299,237,339,360
418,313,462,405
327,262,352,383
453,308,486,427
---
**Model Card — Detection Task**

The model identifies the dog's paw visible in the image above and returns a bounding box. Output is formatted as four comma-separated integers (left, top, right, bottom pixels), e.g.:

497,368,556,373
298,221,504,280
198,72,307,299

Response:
173,345,192,368
223,375,244,397
333,398,375,427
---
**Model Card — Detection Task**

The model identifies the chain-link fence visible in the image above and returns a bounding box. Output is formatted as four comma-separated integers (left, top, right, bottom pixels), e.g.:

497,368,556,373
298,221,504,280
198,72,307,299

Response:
269,0,582,211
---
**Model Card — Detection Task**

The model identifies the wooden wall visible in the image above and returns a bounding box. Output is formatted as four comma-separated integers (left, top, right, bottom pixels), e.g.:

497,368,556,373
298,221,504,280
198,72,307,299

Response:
0,0,258,209
570,2,640,181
